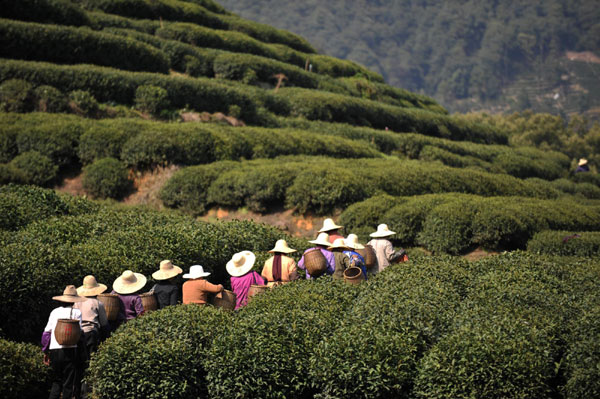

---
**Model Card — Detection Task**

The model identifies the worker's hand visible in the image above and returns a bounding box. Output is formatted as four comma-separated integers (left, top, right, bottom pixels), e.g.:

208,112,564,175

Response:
218,284,224,291
43,353,50,366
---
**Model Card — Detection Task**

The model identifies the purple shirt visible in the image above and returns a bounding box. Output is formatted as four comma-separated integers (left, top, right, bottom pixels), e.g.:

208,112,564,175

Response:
230,271,265,310
298,247,335,279
111,290,144,321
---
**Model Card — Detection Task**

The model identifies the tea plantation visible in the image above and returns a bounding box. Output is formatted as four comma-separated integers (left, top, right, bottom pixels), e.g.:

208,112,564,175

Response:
0,0,599,398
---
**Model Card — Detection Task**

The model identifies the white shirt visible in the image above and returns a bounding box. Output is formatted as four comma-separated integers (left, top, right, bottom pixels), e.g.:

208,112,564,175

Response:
44,306,83,350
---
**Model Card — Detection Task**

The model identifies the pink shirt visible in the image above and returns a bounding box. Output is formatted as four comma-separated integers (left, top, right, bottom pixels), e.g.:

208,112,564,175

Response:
230,271,265,310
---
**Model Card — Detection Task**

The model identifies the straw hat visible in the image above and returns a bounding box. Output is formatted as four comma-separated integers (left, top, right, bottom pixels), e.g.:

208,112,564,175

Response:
113,270,147,295
76,275,107,297
226,251,256,277
318,218,343,233
309,232,331,247
579,158,588,166
269,239,297,254
152,260,183,281
53,285,87,303
346,234,365,250
370,224,396,238
183,265,211,279
328,238,351,251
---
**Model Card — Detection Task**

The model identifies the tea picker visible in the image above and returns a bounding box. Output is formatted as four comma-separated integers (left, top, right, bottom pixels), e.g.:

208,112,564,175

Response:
367,224,408,275
41,285,86,399
261,239,300,286
297,232,335,279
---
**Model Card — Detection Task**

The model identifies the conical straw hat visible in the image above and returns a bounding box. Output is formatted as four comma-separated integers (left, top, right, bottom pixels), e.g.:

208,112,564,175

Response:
76,275,107,297
152,260,183,280
113,270,147,295
269,239,296,254
309,232,330,247
578,158,588,166
226,251,256,277
53,285,87,303
345,234,365,250
370,224,396,238
328,238,351,251
318,218,343,233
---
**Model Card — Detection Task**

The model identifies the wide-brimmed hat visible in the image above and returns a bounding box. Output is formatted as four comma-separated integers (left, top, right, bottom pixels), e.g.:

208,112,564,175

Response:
53,285,87,303
328,238,351,251
183,265,211,279
76,275,107,297
370,224,396,238
113,270,147,295
152,260,183,281
579,158,588,166
318,218,343,233
346,234,365,250
226,251,256,277
269,239,296,254
309,232,330,247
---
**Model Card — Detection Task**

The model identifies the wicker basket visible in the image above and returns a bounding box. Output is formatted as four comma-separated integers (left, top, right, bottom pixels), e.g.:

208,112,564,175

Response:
211,289,236,310
55,319,81,346
343,266,365,285
304,248,327,277
139,292,157,312
97,293,119,321
357,245,377,269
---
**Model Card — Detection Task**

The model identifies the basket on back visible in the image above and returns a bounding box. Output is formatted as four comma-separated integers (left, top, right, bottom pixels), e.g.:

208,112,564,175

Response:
97,293,119,321
139,292,157,312
211,289,236,310
55,319,81,346
343,266,365,285
356,244,376,269
304,248,327,277
248,284,269,299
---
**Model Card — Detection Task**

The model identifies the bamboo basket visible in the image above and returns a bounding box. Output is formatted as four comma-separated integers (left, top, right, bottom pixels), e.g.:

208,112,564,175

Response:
55,319,81,346
97,293,119,321
139,292,157,312
304,248,327,277
211,289,236,310
343,266,365,285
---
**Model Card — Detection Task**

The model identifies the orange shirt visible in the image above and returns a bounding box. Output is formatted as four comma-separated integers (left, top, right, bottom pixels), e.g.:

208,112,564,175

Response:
182,279,222,305
261,255,298,282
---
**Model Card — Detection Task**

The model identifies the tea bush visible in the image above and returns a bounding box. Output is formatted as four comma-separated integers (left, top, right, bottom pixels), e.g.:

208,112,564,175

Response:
527,230,600,257
9,151,58,187
87,305,232,399
311,258,467,398
15,119,83,167
77,124,133,164
162,157,596,217
340,193,600,253
0,79,33,112
0,0,90,26
0,184,71,230
0,19,170,74
205,278,356,399
32,85,68,113
134,85,170,115
82,157,132,199
0,339,51,399
0,163,25,185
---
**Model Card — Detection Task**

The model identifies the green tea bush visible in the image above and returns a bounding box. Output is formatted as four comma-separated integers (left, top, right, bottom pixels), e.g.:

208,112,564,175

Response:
0,59,267,123
32,85,67,113
120,128,217,168
68,89,99,116
0,125,18,163
0,184,70,230
311,259,466,398
0,339,51,399
205,278,355,399
0,0,90,27
134,85,170,115
87,11,160,34
0,19,170,74
82,157,132,199
9,151,58,187
0,79,33,112
0,163,25,185
15,120,83,167
340,193,600,253
77,124,132,164
570,171,600,187
564,303,600,399
87,305,232,399
527,230,600,257
278,88,505,144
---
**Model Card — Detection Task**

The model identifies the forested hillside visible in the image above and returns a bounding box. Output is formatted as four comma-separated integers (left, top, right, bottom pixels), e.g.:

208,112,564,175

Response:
1,1,600,398
218,0,600,117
